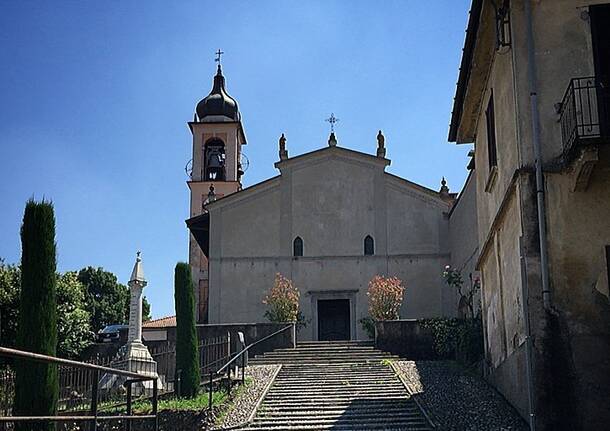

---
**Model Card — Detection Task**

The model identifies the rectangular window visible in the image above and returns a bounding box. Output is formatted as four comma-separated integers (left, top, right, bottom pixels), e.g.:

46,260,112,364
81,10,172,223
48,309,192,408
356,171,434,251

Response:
486,92,498,169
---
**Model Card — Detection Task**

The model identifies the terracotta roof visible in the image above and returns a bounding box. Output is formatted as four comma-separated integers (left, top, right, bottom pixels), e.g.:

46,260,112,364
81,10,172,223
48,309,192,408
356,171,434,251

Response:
143,315,176,328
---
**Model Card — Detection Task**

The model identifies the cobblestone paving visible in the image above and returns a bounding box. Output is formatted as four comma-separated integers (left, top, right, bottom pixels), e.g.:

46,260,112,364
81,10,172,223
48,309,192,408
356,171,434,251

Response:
214,365,280,429
395,361,528,431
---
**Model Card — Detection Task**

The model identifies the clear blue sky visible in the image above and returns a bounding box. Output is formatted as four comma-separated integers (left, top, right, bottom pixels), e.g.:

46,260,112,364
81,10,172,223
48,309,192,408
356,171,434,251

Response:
0,1,472,319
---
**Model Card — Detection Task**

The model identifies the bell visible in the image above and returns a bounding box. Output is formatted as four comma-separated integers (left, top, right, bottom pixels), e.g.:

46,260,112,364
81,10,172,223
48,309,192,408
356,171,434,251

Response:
207,152,223,168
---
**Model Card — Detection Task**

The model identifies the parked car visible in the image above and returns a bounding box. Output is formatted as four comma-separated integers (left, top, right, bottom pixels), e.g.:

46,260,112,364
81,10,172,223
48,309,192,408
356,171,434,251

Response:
97,324,129,343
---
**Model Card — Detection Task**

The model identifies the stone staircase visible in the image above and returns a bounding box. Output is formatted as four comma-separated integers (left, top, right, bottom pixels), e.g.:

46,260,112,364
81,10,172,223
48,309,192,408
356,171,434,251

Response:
239,341,432,430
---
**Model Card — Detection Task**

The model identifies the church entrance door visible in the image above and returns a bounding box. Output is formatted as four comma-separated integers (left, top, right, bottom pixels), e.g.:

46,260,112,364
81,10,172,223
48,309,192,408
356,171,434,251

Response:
317,299,350,341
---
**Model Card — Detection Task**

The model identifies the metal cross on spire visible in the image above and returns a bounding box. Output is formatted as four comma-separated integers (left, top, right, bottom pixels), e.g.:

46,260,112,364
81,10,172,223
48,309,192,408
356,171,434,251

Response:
326,113,339,133
215,49,224,64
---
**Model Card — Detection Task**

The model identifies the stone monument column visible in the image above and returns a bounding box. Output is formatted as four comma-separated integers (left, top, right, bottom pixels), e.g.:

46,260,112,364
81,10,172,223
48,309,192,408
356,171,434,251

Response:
128,252,146,344
100,252,162,393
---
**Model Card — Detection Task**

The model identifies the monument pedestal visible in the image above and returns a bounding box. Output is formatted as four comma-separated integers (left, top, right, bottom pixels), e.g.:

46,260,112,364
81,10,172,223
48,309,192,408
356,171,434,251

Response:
100,341,163,395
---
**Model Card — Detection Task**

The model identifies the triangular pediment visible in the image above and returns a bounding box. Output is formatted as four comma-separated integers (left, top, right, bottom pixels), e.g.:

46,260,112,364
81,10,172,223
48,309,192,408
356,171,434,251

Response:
274,146,390,171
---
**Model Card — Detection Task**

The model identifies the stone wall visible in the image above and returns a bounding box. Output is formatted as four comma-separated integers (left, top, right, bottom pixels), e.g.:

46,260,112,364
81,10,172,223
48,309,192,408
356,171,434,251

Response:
144,322,294,359
374,320,436,359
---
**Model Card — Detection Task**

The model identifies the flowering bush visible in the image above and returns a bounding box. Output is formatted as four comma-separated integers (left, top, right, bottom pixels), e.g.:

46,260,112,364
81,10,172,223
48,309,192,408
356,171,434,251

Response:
366,275,405,321
263,273,300,322
442,265,480,319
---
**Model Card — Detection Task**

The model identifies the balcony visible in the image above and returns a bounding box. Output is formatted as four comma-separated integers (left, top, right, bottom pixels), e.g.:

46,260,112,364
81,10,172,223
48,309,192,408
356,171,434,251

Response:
559,76,610,161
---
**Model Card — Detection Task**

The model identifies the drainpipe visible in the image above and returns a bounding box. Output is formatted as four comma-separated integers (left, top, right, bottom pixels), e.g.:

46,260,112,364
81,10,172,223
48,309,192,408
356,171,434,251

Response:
525,0,552,311
519,236,537,431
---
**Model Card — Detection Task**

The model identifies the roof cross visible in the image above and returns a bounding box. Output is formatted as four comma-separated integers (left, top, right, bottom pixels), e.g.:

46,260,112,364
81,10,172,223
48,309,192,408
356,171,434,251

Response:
325,113,339,133
215,49,224,64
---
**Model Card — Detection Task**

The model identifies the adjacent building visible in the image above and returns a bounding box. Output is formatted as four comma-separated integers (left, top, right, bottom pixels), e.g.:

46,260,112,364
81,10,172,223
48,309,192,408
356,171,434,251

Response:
449,1,610,429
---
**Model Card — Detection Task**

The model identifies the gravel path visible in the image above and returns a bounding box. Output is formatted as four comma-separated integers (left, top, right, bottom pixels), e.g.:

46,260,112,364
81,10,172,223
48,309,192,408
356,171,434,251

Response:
214,364,280,429
395,361,528,431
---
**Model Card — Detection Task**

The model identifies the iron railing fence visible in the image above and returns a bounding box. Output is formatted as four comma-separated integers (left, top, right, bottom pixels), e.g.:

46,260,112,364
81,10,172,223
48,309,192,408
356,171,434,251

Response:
559,76,610,160
205,323,295,408
0,347,158,431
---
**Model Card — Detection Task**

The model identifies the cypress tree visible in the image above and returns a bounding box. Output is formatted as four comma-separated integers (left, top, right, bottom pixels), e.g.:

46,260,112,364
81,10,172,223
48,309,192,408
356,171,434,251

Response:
14,199,59,431
174,262,200,398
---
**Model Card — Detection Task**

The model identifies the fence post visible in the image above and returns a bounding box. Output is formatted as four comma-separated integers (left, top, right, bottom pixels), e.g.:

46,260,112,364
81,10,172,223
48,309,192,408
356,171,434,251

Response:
241,351,245,385
208,371,213,410
152,378,159,431
90,369,99,431
292,322,297,348
126,380,132,431
176,369,181,397
227,332,231,377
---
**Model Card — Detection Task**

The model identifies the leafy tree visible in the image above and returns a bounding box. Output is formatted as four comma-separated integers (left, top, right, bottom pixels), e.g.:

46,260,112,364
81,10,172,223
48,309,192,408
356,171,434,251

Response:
0,259,20,349
77,266,151,333
1,263,151,355
14,200,59,431
56,272,94,358
0,264,94,358
174,262,200,398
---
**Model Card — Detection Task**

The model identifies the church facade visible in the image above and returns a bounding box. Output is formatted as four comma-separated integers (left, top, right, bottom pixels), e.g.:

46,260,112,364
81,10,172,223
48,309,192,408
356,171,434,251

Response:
187,65,466,341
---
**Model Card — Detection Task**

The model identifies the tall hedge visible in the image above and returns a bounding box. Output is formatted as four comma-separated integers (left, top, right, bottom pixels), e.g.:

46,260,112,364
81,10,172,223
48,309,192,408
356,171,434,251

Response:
14,200,59,431
174,262,200,397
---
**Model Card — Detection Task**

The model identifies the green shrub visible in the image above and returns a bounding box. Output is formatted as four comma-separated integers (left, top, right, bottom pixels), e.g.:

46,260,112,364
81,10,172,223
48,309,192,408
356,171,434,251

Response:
359,317,375,339
421,317,483,364
174,262,200,398
14,199,59,431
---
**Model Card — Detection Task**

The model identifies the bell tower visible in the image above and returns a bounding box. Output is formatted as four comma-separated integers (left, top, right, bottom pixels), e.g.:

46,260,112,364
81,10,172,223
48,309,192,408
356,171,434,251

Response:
187,59,246,322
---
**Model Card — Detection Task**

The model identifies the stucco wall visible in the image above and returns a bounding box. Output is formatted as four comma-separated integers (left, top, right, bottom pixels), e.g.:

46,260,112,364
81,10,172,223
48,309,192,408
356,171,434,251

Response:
474,39,519,247
448,170,479,317
511,0,603,164
544,147,610,428
206,148,453,340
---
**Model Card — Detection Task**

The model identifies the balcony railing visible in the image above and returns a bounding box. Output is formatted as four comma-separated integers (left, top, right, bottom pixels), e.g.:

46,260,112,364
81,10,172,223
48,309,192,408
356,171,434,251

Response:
559,76,610,160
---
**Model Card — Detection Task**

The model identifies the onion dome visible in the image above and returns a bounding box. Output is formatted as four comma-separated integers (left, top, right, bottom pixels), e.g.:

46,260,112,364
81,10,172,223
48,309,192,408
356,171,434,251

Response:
195,65,240,122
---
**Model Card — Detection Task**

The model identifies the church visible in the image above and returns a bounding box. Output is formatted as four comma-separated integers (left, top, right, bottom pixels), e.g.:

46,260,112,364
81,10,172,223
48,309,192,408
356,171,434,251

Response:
186,63,467,341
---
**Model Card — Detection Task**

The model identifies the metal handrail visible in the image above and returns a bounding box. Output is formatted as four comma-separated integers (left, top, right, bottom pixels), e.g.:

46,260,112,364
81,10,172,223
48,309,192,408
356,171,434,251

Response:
206,323,294,408
216,323,293,375
0,346,159,430
0,347,150,380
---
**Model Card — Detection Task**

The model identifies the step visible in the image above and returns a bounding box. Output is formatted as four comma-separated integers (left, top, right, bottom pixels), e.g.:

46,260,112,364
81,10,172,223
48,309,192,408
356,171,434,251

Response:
271,381,403,387
265,393,409,405
284,347,385,351
266,390,408,398
297,340,374,345
244,424,431,431
237,342,431,431
259,405,420,414
250,358,396,364
251,417,429,427
256,353,396,360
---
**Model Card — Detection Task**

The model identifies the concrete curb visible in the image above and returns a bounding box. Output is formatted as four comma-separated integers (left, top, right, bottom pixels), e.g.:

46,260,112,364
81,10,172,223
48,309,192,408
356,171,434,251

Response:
390,361,438,429
214,364,282,430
